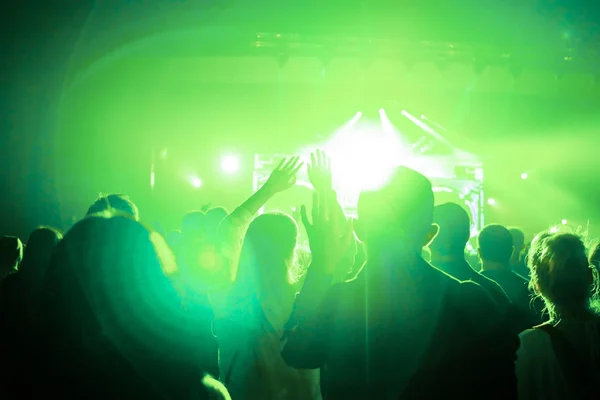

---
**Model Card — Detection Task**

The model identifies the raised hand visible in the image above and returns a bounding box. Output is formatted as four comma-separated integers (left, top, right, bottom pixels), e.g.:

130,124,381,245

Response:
307,150,333,193
301,191,354,275
263,156,303,195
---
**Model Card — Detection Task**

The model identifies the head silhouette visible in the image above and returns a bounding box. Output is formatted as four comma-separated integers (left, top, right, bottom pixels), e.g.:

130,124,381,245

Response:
508,227,526,259
528,233,596,319
18,227,62,290
204,207,228,233
356,167,437,260
86,194,139,221
182,211,206,238
508,228,525,251
42,213,218,396
478,224,514,268
234,212,298,300
430,202,471,258
43,212,190,365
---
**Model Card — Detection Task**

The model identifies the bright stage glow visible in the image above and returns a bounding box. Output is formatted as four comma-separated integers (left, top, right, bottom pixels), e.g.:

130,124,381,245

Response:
521,172,528,180
221,155,240,174
561,219,568,225
190,176,203,188
487,198,497,206
317,110,450,193
324,122,408,192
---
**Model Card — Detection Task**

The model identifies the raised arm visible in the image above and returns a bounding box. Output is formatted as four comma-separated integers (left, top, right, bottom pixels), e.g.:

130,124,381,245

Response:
306,149,356,282
218,156,303,282
281,173,354,369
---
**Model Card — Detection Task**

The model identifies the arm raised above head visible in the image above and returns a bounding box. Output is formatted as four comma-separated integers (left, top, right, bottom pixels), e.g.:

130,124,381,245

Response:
218,157,303,282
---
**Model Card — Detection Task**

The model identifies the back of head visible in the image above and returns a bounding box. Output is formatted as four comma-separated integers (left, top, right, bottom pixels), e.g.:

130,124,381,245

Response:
528,233,595,318
86,193,139,221
182,211,206,238
430,202,471,257
41,212,218,396
18,227,63,287
478,224,514,266
234,212,298,299
357,167,435,255
0,236,24,277
44,212,183,355
508,228,525,251
204,207,228,233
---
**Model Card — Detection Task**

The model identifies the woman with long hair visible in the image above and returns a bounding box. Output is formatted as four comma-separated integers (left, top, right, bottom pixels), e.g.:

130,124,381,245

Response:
217,212,321,400
516,233,600,399
38,212,220,399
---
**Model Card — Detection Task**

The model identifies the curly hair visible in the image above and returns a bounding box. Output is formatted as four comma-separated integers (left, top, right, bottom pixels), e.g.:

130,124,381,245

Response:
528,232,598,319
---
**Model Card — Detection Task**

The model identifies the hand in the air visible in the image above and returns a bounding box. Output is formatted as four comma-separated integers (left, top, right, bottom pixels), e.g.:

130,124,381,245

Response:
262,156,303,195
307,149,333,193
301,191,354,275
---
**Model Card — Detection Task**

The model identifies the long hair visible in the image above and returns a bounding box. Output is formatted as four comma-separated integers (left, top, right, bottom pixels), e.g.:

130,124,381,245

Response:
228,213,298,318
528,233,598,320
40,212,209,398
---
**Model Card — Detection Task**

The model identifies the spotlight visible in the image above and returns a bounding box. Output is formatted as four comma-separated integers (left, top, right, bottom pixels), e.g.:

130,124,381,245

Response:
421,115,426,120
221,155,240,174
190,176,202,188
487,198,497,206
521,172,528,180
561,219,568,225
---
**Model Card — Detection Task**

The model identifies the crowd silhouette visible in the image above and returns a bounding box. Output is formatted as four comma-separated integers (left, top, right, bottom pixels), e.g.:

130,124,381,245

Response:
1,150,599,399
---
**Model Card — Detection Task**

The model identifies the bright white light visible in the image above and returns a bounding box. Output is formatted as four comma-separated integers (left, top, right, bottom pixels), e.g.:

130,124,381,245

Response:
150,171,155,188
190,176,202,188
221,155,240,174
521,172,528,180
379,108,385,114
549,226,559,233
561,219,568,225
421,115,426,120
487,198,497,206
325,123,407,192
